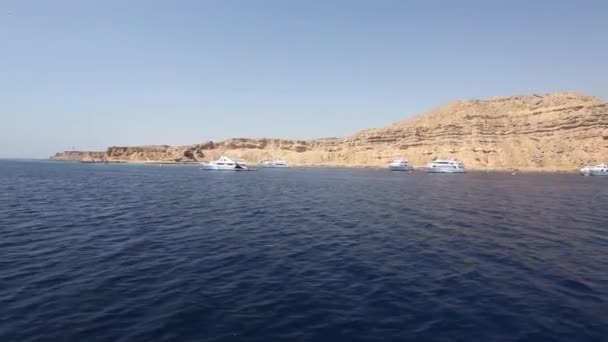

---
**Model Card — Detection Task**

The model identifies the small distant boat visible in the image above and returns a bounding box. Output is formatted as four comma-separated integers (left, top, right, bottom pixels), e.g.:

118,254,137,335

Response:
580,164,608,176
262,160,289,168
426,159,466,173
201,156,249,171
388,159,413,171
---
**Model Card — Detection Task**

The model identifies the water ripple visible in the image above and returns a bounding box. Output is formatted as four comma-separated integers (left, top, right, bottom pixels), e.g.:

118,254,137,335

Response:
0,161,607,342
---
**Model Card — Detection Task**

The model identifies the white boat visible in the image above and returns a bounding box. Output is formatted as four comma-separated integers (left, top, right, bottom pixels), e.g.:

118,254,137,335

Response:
426,159,466,173
388,159,413,171
201,156,249,171
263,160,289,168
580,164,608,176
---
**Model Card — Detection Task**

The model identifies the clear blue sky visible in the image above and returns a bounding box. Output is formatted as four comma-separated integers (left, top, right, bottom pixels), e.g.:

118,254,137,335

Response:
1,0,607,158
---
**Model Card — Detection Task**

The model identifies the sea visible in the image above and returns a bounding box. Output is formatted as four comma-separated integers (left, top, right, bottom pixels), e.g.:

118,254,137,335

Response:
1,160,607,342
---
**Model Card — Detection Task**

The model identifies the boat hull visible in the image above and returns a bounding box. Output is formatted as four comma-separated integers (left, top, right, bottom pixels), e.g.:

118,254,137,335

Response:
389,166,413,171
263,164,289,168
426,167,466,173
201,165,248,171
580,165,608,176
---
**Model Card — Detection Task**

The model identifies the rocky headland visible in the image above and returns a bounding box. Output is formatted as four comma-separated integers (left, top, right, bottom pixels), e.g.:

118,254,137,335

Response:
51,92,608,171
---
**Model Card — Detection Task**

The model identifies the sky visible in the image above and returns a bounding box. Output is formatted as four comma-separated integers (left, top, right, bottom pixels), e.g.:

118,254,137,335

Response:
1,0,607,158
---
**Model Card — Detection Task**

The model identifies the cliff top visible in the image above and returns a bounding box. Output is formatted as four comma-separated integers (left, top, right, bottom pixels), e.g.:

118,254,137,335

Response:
355,92,605,136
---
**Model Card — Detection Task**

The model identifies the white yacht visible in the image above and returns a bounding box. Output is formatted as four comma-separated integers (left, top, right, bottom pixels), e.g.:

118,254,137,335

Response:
426,159,466,173
263,160,289,168
388,159,413,171
201,156,249,171
580,164,608,176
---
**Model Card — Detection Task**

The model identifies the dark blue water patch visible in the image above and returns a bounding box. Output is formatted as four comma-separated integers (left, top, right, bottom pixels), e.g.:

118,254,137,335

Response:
0,160,607,342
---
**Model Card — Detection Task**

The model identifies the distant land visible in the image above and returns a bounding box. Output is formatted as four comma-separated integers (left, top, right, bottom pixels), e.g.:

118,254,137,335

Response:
51,92,608,171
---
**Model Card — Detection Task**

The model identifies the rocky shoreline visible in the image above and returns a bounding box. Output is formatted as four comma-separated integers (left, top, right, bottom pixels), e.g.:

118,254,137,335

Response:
51,92,608,171
54,159,582,173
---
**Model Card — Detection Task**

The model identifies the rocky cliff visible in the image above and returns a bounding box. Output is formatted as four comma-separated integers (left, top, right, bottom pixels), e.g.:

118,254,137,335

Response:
50,151,108,162
51,92,608,170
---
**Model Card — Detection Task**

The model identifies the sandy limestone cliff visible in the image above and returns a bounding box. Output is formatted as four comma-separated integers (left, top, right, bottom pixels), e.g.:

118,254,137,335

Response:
51,92,608,170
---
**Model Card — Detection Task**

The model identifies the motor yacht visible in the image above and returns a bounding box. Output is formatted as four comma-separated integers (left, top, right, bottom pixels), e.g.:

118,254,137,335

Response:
580,164,608,176
201,156,249,171
262,160,289,168
426,159,466,173
388,159,413,171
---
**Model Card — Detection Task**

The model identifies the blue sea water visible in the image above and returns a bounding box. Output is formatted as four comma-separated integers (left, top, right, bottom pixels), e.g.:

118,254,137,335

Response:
0,160,607,342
